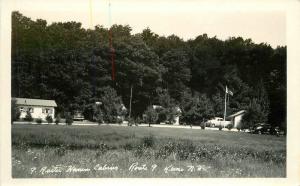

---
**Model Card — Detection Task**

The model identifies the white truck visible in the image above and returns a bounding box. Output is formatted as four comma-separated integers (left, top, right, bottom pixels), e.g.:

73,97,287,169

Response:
206,117,232,128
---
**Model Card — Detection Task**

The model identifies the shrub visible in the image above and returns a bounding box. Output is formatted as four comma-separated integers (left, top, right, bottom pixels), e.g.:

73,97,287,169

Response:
176,140,196,160
156,108,167,123
55,144,68,156
227,124,233,130
94,106,103,125
116,117,123,124
142,135,155,148
155,142,176,159
200,122,206,129
65,113,73,125
11,99,20,121
219,126,223,130
135,116,142,124
154,140,196,160
24,111,33,121
134,145,147,158
55,115,61,125
143,106,158,126
95,143,109,157
18,142,29,151
46,115,53,124
123,143,134,151
128,117,135,126
36,118,42,124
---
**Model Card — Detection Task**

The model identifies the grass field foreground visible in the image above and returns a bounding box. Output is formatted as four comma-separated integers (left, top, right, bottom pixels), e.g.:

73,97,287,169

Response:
11,124,286,178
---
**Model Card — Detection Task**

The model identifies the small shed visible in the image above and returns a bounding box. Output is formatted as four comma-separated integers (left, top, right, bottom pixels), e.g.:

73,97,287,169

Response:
13,97,57,120
227,110,246,128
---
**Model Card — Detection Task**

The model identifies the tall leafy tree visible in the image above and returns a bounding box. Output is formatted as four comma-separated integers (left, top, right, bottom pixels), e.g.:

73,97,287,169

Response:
11,11,286,129
180,91,214,125
160,49,191,101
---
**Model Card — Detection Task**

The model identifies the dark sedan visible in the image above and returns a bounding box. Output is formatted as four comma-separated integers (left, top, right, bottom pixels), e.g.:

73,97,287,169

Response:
251,123,271,134
251,123,282,136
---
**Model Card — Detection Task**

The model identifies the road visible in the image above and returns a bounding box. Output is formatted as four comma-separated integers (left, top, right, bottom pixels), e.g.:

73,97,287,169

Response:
13,121,239,132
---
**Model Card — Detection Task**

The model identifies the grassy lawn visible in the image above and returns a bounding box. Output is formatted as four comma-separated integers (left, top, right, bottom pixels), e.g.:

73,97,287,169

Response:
11,124,286,178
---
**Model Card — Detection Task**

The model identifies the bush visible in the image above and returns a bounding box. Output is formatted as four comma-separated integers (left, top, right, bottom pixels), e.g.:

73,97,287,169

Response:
46,115,53,124
54,144,69,156
219,125,223,130
176,140,196,160
35,118,42,124
123,143,134,150
136,116,142,124
128,117,135,126
143,106,158,126
11,99,20,121
142,135,155,148
24,111,33,121
55,115,61,125
200,122,206,129
66,118,73,125
117,117,123,124
94,106,103,125
95,143,110,158
155,142,177,159
154,140,195,160
227,124,233,130
65,113,73,125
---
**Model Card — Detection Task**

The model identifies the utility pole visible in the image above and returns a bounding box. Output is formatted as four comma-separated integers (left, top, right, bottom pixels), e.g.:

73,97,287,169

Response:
129,85,133,119
223,86,227,122
108,0,115,81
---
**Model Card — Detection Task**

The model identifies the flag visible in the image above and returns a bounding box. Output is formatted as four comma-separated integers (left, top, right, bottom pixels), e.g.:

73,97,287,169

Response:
226,86,233,96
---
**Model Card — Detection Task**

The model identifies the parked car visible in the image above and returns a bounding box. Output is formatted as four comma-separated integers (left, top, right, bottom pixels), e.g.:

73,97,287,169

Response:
206,117,231,128
73,111,84,121
250,123,271,134
251,123,284,135
269,126,285,136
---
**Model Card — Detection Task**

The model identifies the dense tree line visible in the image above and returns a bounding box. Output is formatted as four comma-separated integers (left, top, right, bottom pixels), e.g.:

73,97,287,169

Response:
11,12,286,129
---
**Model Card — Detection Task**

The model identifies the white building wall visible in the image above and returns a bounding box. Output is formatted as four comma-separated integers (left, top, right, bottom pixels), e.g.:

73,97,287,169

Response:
233,114,243,128
174,116,180,125
19,106,55,120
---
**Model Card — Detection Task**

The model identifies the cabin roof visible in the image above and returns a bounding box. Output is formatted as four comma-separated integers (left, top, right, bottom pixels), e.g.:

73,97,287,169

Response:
13,97,57,107
227,110,246,118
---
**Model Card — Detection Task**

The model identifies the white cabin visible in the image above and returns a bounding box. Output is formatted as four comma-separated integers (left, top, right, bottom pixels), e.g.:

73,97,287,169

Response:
227,110,246,128
13,97,57,121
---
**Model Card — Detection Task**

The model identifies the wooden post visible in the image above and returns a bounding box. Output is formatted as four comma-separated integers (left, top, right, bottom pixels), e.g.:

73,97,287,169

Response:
223,86,227,128
129,85,133,119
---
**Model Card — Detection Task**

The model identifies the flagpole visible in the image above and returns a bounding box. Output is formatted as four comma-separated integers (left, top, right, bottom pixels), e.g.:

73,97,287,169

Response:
108,0,115,81
223,86,227,122
228,94,230,111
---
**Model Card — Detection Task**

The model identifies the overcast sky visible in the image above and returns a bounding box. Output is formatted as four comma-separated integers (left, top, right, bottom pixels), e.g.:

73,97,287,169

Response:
12,0,286,48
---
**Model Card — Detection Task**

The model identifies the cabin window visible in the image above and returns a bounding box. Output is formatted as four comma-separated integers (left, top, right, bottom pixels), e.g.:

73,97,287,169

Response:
42,108,47,113
42,108,52,114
